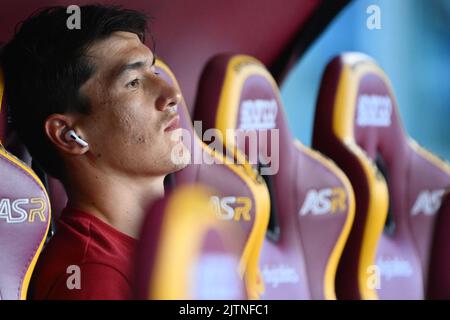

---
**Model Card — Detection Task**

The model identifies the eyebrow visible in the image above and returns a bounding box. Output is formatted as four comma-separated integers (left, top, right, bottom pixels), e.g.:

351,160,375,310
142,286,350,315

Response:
115,54,156,79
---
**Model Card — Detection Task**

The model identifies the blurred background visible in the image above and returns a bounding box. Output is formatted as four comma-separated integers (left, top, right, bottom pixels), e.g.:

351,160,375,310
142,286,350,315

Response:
282,0,450,161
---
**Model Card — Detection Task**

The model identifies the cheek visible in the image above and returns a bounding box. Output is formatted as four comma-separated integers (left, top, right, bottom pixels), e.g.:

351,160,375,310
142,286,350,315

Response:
109,94,145,131
115,104,160,146
88,90,163,149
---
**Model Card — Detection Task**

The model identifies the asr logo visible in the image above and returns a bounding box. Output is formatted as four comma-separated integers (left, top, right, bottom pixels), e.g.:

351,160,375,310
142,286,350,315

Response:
210,196,252,221
299,188,346,216
411,189,445,216
0,198,47,223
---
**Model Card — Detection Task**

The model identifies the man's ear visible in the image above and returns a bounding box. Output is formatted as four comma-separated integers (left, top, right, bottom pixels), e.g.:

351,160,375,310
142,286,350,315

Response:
44,114,89,155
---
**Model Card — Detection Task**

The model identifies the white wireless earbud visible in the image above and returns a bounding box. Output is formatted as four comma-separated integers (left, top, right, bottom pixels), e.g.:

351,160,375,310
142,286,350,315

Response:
65,130,89,148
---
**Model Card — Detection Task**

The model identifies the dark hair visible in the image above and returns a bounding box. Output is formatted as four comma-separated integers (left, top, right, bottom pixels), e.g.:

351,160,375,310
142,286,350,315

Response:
0,5,149,179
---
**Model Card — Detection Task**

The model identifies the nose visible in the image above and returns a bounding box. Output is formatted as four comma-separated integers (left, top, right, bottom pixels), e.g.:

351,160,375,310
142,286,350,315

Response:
155,80,181,112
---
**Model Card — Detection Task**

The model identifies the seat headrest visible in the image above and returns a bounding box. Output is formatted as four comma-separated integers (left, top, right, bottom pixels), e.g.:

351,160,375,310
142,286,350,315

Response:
315,52,407,159
194,54,292,170
196,54,284,129
0,68,51,300
315,51,450,199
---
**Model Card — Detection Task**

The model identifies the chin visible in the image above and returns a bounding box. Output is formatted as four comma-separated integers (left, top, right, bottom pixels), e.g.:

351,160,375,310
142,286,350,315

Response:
170,160,189,173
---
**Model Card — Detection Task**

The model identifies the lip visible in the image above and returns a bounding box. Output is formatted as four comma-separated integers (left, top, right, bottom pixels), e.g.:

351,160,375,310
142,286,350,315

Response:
164,114,181,132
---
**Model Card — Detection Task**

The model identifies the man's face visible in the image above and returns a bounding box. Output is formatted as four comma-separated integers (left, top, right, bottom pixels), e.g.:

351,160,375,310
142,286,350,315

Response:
78,31,185,177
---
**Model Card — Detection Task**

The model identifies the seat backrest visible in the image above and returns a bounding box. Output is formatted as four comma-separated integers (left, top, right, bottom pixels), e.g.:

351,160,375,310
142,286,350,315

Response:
134,184,246,299
193,54,355,299
426,189,450,299
155,60,270,299
313,52,450,299
0,69,51,300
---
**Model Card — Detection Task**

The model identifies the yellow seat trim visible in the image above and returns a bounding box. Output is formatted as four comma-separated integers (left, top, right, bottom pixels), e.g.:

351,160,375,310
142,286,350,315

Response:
331,59,394,300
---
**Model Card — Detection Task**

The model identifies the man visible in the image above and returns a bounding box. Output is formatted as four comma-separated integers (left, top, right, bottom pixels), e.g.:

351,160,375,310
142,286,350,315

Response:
1,5,186,299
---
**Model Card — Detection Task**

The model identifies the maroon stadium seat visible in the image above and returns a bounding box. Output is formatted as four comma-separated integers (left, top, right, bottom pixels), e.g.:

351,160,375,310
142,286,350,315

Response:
154,60,270,299
0,69,51,300
313,52,450,299
134,184,246,299
193,54,355,299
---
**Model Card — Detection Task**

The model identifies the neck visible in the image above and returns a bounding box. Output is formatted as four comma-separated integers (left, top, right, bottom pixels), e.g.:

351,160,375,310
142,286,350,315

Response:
64,169,165,239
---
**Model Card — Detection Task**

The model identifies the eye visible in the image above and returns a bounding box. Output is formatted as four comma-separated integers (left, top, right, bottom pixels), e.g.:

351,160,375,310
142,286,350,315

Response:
126,78,140,89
